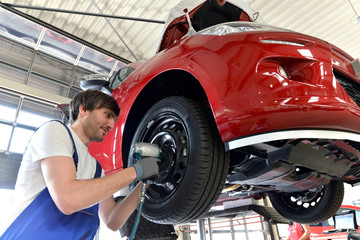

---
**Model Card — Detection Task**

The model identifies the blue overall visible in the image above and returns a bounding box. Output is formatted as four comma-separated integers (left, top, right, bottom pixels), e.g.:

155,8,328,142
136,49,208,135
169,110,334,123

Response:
1,121,102,240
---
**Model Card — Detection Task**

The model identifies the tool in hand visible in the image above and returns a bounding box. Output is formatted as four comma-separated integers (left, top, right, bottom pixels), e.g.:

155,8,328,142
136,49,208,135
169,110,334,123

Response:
129,142,164,240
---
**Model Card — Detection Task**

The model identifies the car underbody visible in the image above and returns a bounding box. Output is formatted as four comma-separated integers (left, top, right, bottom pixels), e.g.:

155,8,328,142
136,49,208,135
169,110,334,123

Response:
218,137,358,201
226,137,360,195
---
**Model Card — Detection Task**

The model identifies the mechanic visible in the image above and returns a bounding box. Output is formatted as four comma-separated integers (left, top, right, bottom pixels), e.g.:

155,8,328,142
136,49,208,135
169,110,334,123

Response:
0,89,160,239
287,222,311,240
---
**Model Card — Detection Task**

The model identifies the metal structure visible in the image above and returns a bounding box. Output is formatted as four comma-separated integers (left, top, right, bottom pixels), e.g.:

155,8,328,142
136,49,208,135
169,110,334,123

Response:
0,0,359,62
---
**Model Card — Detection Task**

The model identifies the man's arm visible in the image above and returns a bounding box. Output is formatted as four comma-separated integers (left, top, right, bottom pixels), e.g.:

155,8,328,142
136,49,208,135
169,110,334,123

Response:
41,155,137,215
99,182,142,231
300,224,311,240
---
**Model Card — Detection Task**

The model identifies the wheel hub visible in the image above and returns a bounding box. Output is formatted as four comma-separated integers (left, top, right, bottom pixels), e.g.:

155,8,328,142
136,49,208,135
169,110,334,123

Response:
289,186,324,208
140,114,189,201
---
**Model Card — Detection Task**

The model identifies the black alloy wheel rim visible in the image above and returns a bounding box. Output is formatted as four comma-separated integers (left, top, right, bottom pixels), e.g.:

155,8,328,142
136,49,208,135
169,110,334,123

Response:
138,112,189,203
281,186,325,210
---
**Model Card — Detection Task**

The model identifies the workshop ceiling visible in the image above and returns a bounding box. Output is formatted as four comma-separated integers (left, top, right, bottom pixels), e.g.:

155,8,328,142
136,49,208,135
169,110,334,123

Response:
1,0,359,63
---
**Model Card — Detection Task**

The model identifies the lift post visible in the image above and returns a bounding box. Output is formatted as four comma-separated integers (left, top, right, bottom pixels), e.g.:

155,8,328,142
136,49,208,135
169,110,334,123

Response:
191,199,289,240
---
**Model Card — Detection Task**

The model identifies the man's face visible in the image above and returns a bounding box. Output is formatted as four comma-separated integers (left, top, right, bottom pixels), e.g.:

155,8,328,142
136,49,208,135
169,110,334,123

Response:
83,107,117,142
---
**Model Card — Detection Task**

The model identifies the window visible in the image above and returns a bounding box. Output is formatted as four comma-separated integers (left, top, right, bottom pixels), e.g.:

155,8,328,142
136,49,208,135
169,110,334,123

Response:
39,29,82,62
9,127,34,154
109,67,135,89
0,92,19,122
0,91,62,154
0,8,129,155
335,213,355,229
0,8,41,46
355,210,360,227
17,99,60,127
0,123,12,151
79,47,116,74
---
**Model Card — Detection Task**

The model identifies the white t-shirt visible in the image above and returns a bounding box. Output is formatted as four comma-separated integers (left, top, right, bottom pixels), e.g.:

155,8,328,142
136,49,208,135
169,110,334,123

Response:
1,121,103,235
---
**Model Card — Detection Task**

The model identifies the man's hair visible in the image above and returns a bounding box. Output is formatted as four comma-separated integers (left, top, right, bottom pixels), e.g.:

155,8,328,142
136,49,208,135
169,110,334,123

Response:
69,90,120,123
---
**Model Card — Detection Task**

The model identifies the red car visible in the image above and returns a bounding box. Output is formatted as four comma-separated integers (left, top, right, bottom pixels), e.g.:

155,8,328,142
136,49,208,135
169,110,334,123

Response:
80,0,360,225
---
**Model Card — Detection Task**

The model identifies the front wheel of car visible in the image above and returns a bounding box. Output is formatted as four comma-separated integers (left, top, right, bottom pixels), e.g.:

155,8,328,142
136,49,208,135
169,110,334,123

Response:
128,96,229,224
268,180,344,224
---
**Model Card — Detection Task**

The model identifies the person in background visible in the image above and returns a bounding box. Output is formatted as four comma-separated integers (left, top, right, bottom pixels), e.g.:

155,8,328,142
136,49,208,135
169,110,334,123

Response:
287,222,311,240
0,90,160,240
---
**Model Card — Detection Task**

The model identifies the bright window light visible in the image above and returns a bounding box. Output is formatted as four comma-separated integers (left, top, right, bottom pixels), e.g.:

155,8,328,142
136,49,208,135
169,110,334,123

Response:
0,104,17,122
9,128,34,154
17,111,53,128
0,123,12,151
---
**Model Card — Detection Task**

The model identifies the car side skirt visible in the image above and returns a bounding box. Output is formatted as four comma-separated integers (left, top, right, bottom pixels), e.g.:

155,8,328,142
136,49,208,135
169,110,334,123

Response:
225,129,360,151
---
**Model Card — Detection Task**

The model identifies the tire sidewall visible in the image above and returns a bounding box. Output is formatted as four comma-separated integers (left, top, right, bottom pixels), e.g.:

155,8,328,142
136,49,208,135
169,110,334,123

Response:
269,180,344,223
128,97,213,217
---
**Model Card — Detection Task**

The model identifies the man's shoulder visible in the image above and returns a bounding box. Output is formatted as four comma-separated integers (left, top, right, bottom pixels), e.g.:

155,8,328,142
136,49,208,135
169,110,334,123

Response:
24,120,74,162
31,120,71,144
37,120,68,134
39,120,66,128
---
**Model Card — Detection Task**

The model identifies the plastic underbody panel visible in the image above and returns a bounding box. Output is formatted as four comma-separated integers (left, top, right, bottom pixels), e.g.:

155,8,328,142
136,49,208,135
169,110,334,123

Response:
226,139,360,194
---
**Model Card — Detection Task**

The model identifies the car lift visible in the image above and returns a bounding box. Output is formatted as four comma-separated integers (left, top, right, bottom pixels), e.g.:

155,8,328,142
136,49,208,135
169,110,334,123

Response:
189,198,291,240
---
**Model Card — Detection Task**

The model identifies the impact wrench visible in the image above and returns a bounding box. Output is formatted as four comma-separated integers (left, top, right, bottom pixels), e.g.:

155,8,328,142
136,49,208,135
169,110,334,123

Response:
129,142,163,240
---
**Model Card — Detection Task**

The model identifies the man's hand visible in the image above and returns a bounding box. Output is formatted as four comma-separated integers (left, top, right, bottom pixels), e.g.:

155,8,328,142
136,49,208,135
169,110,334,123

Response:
133,157,160,181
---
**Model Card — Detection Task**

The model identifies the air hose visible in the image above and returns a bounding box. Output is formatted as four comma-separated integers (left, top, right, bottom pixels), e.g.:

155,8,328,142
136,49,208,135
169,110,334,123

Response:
129,142,163,240
129,182,146,240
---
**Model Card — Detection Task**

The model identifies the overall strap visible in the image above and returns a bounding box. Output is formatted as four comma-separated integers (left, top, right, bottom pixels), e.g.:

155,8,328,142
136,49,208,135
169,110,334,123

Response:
1,120,102,240
49,120,79,171
94,161,102,178
45,120,102,178
51,120,102,178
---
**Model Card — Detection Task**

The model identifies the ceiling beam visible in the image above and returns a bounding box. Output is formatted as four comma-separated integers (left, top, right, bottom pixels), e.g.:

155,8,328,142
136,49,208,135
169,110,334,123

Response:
1,3,166,24
0,77,71,105
0,2,132,64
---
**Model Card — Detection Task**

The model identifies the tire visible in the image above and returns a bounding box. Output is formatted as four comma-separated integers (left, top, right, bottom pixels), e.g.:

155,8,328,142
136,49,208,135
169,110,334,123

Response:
268,180,344,224
128,96,229,224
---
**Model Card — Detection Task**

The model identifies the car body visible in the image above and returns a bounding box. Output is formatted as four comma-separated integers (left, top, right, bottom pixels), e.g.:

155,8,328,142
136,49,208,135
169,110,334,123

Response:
310,205,360,239
81,0,360,225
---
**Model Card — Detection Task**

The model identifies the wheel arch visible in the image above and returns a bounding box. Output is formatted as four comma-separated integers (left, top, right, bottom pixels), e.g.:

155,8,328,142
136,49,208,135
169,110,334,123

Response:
121,69,213,167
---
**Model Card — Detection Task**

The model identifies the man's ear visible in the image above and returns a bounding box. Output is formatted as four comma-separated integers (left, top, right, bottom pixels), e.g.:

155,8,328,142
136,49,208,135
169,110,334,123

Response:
79,104,87,117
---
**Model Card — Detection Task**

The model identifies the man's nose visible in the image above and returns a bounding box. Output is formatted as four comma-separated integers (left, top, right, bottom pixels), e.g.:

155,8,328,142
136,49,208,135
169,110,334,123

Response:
108,119,115,130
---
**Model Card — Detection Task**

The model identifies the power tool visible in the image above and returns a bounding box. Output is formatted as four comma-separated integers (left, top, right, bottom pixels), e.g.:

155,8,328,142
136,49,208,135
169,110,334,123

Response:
129,142,169,240
132,142,173,183
133,142,162,160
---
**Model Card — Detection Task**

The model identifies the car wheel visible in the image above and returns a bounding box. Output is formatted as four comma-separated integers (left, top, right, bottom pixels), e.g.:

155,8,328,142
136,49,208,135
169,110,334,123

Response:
268,180,344,224
128,96,229,224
